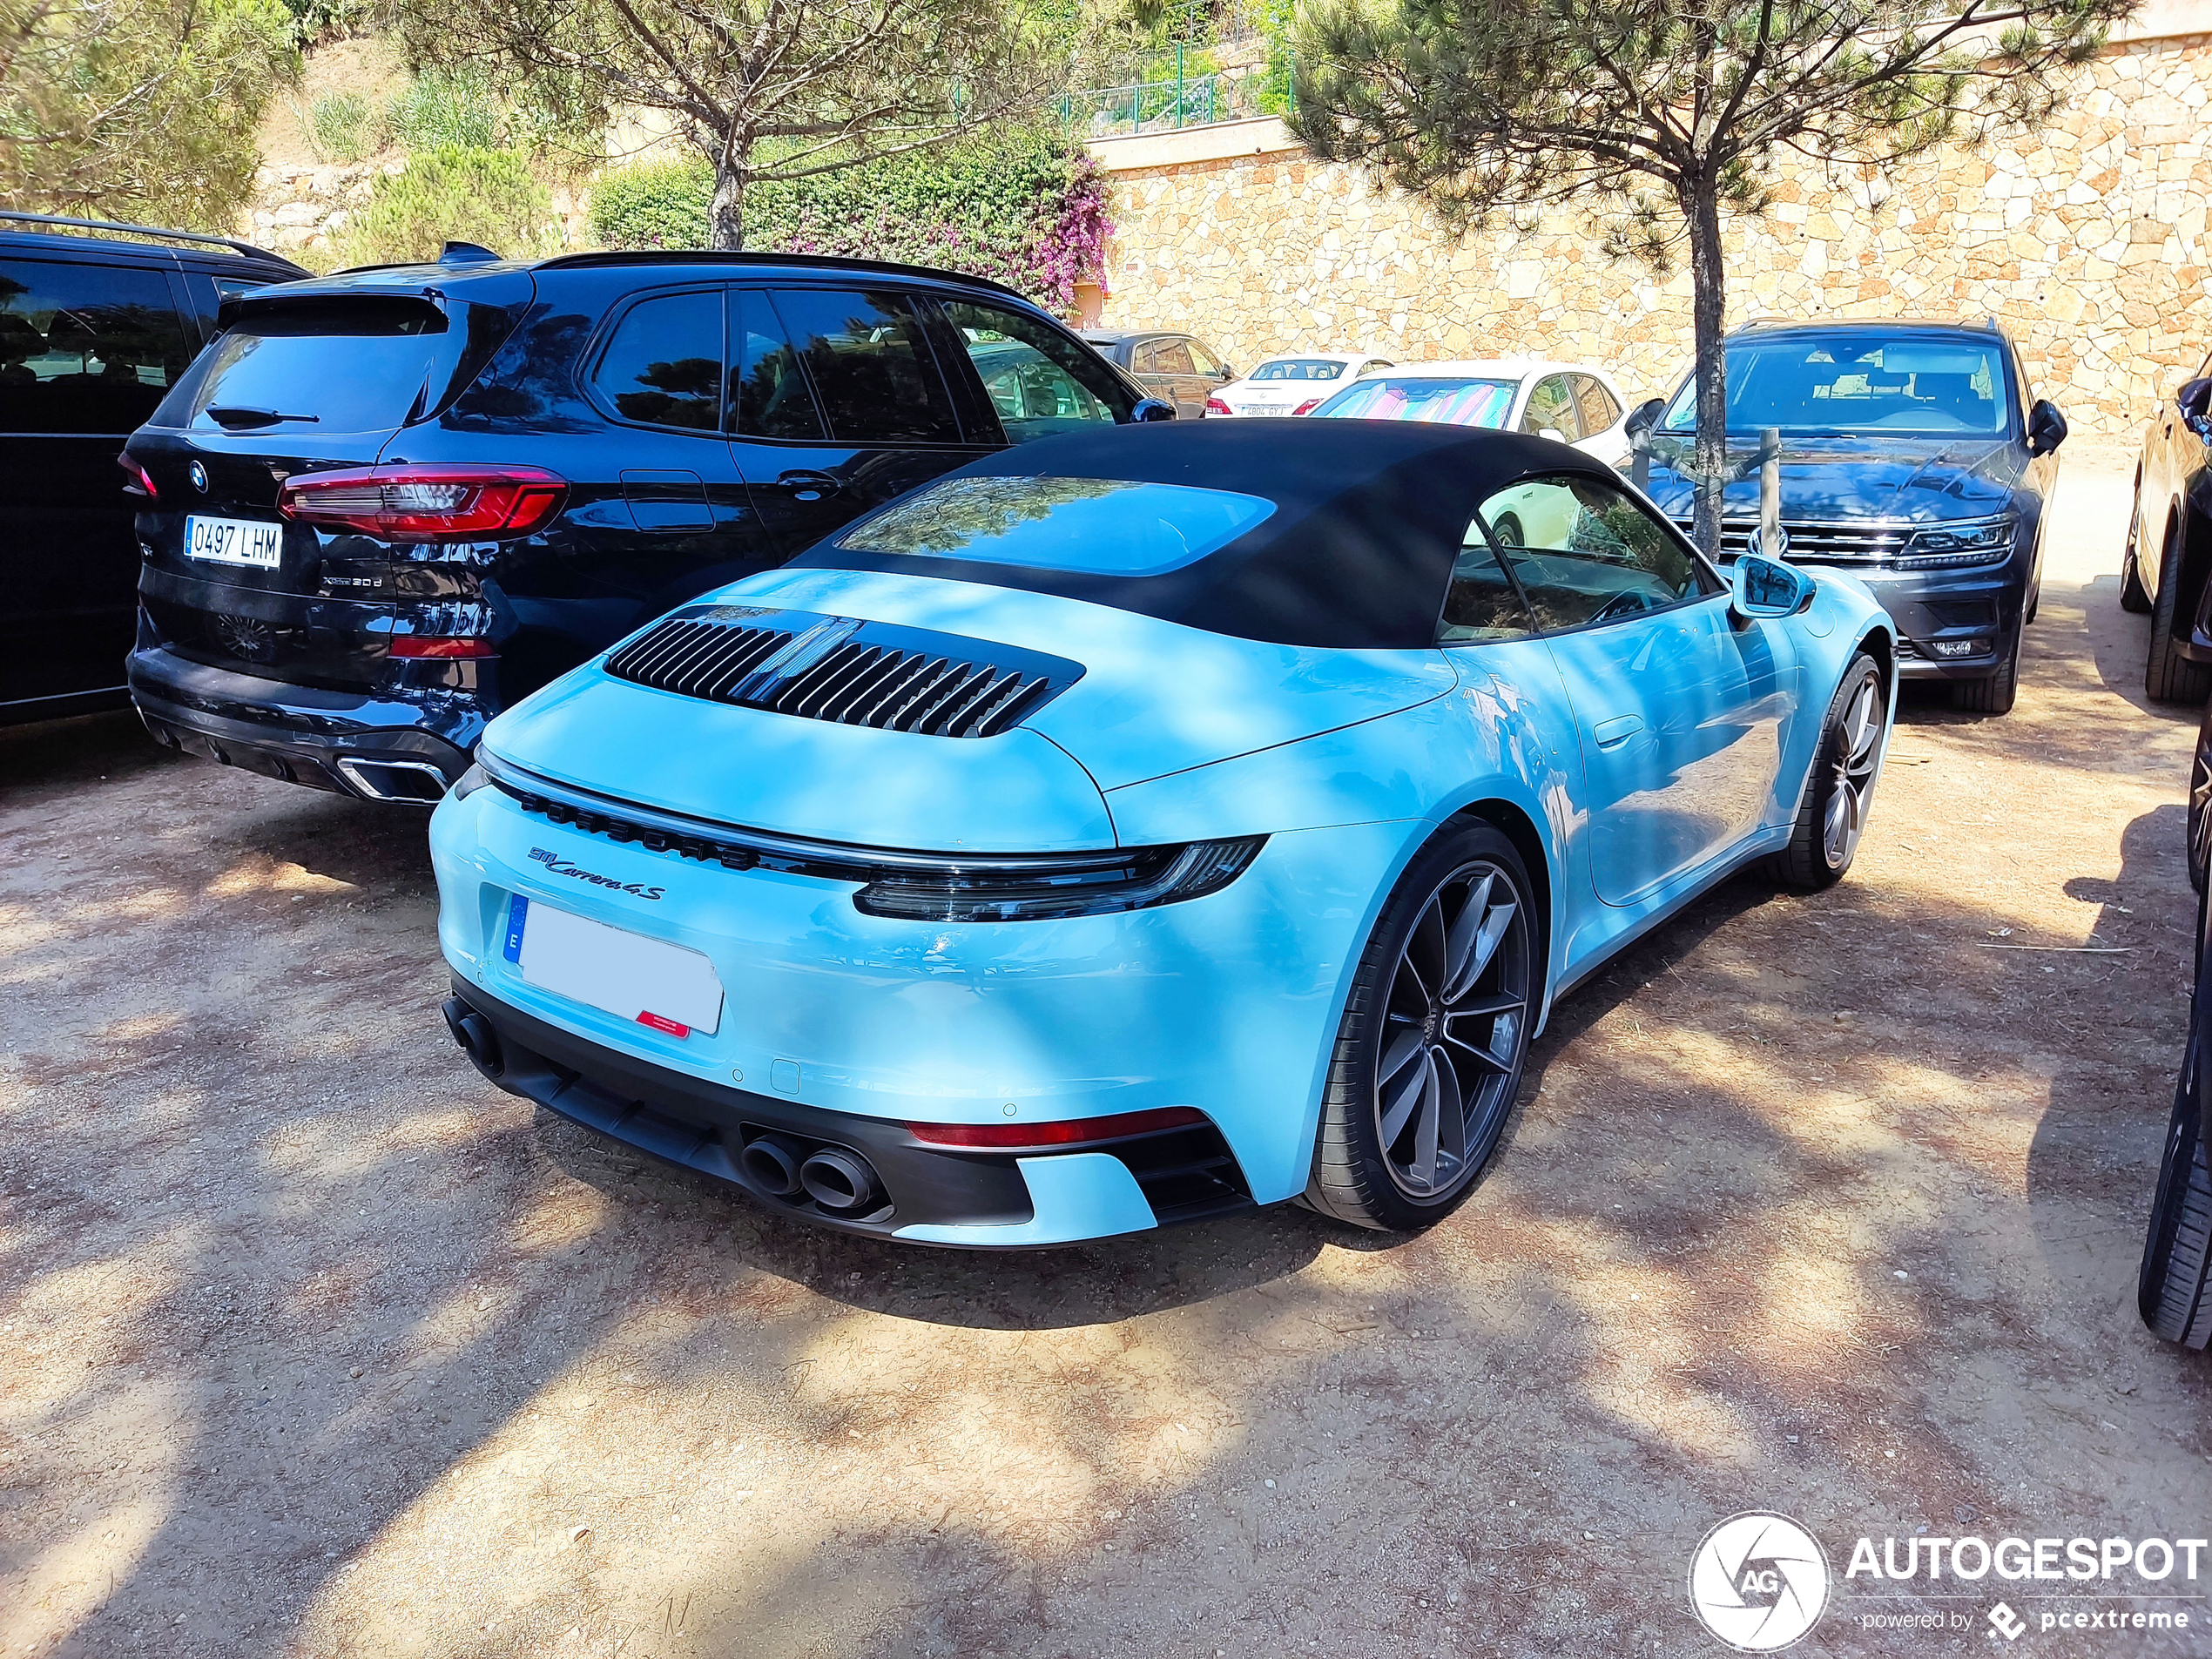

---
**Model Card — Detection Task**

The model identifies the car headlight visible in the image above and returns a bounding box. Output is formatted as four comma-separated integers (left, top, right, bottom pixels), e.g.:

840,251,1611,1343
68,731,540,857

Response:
448,762,492,799
1896,516,2015,567
853,837,1265,922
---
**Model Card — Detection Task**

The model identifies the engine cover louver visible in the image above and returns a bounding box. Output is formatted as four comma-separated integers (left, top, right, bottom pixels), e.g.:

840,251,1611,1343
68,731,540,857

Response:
602,604,1083,738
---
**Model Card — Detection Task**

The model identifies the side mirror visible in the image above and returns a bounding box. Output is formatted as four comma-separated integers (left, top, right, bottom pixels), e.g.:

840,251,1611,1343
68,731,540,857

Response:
2181,378,2212,424
1731,554,1816,622
1537,427,1569,444
1131,397,1177,423
2027,397,2069,455
1216,366,1236,382
1623,396,1665,442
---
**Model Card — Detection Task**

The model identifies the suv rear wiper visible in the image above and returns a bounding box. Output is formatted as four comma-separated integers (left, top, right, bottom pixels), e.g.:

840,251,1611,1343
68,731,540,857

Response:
205,406,322,430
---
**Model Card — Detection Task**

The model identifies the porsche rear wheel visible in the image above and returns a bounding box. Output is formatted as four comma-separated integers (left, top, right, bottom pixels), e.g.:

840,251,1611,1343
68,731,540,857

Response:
2147,517,2212,704
1773,653,1884,891
1305,824,1535,1231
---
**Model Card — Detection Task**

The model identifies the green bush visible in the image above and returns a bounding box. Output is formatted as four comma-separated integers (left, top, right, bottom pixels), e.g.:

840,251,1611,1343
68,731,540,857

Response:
341,145,559,266
307,90,383,161
387,70,501,152
587,131,1112,313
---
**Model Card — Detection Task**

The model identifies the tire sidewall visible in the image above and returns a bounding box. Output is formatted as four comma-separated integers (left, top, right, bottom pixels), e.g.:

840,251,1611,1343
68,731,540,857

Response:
1807,656,1885,880
1334,822,1539,1229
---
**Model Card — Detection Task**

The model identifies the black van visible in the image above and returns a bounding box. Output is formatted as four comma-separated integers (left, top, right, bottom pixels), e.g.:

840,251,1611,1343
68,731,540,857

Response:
0,212,303,725
123,248,1164,802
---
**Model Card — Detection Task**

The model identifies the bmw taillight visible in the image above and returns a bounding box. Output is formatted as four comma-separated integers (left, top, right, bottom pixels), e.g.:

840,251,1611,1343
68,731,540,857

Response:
118,453,158,501
1204,396,1232,416
279,464,566,541
1291,397,1324,415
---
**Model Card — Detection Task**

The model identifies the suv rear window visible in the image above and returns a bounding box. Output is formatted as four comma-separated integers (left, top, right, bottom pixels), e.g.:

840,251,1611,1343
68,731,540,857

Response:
158,298,459,435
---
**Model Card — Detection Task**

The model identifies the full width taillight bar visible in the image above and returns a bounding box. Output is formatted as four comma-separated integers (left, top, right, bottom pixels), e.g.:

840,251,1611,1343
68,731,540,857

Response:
278,464,566,541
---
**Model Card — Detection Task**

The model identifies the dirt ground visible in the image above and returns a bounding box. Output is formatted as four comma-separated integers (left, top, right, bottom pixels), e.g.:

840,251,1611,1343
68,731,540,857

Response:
4,447,2210,1657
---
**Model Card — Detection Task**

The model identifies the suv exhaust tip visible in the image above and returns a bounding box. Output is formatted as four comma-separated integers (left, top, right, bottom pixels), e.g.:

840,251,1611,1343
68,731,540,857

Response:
337,757,449,803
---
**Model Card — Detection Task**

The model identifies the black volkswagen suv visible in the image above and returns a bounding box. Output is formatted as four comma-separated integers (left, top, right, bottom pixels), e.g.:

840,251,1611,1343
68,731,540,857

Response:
1645,319,2067,716
124,248,1157,801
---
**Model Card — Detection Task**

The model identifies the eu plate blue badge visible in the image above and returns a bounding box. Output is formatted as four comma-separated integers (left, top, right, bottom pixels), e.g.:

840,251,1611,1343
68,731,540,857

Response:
503,894,529,962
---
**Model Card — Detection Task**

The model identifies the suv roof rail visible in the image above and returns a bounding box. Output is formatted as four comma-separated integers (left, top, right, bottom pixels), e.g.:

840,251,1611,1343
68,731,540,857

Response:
0,208,283,261
535,246,1028,300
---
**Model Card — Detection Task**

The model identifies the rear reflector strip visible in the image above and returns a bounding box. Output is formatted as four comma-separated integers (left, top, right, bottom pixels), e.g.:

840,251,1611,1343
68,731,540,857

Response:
905,1106,1206,1150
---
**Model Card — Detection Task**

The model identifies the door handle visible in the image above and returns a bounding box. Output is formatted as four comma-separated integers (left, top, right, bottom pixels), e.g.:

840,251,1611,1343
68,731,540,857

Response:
777,469,843,502
1593,714,1645,750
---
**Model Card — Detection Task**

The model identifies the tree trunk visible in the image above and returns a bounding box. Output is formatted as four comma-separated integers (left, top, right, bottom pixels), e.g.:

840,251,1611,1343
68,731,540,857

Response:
708,148,747,251
1683,172,1730,563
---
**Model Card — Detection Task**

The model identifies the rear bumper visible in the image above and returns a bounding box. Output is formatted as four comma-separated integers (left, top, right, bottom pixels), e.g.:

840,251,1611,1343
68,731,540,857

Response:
127,639,478,800
1825,559,2025,680
445,977,1251,1247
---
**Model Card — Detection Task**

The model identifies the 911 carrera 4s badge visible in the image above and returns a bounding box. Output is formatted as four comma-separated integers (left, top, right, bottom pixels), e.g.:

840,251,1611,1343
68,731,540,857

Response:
526,846,666,900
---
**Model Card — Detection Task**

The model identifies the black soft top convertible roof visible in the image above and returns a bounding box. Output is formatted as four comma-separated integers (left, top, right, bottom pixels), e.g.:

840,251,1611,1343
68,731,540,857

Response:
794,420,1618,650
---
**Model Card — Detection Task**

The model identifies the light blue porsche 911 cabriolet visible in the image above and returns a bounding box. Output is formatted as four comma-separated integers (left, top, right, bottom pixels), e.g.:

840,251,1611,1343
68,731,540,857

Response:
428,421,1894,1246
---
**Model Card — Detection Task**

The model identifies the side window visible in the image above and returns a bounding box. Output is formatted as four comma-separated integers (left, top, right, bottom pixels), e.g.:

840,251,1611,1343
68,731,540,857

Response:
1439,535,1537,644
730,291,825,439
1131,340,1161,375
1479,475,1703,631
937,299,1130,444
592,289,723,432
1153,339,1197,376
772,287,961,444
1187,340,1224,377
1361,360,1394,375
1574,374,1621,435
1518,375,1581,440
0,258,192,436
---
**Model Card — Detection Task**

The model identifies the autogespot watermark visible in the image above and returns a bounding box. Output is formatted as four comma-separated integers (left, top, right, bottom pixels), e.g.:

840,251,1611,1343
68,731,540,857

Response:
1688,1515,2208,1649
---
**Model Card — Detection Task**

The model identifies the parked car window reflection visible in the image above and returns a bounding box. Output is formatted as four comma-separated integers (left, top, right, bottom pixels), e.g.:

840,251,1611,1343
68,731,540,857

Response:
1479,475,1700,630
772,287,962,444
0,259,191,435
730,292,825,439
939,299,1129,444
1439,536,1538,644
1660,335,2013,436
1519,375,1580,439
1151,339,1197,376
594,289,723,432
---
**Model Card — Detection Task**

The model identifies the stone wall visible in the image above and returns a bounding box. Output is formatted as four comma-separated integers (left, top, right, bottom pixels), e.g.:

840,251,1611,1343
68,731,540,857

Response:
1089,24,2212,440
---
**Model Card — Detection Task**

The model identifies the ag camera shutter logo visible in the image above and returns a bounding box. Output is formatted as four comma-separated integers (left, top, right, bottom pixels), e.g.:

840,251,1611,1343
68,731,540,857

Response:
1689,1512,1831,1650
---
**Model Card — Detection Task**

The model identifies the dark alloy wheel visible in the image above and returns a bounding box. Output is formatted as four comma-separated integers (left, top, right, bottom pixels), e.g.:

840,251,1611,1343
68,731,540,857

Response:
2191,725,2212,896
2147,516,2212,703
1774,652,1885,890
1306,824,1535,1231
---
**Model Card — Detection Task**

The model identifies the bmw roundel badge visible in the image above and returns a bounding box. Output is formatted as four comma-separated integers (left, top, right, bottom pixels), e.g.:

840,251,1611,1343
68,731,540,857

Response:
188,461,209,494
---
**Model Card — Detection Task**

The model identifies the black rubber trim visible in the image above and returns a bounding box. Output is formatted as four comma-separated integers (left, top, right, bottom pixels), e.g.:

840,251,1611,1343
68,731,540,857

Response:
447,977,1256,1245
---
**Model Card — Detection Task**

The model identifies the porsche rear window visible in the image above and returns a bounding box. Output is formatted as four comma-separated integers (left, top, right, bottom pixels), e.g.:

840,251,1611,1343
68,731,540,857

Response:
837,476,1276,577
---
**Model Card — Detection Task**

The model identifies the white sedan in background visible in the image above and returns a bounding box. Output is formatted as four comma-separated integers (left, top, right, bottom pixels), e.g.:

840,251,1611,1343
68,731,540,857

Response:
1204,351,1395,417
1308,358,1642,472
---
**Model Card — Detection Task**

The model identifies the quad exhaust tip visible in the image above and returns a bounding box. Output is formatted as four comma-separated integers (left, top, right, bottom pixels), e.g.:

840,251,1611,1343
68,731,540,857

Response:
337,757,450,804
442,997,503,1079
799,1147,882,1215
739,1135,805,1197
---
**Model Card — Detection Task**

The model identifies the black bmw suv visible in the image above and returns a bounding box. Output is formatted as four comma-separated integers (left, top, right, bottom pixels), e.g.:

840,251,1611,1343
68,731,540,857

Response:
1644,319,2067,715
124,248,1157,802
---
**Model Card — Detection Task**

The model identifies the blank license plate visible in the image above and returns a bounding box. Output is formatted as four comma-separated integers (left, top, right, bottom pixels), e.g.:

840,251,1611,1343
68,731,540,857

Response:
502,894,724,1037
186,515,283,570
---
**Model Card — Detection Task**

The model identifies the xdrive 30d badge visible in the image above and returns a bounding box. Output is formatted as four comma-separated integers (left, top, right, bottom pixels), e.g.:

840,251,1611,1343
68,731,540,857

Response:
430,421,1896,1248
121,246,1157,803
